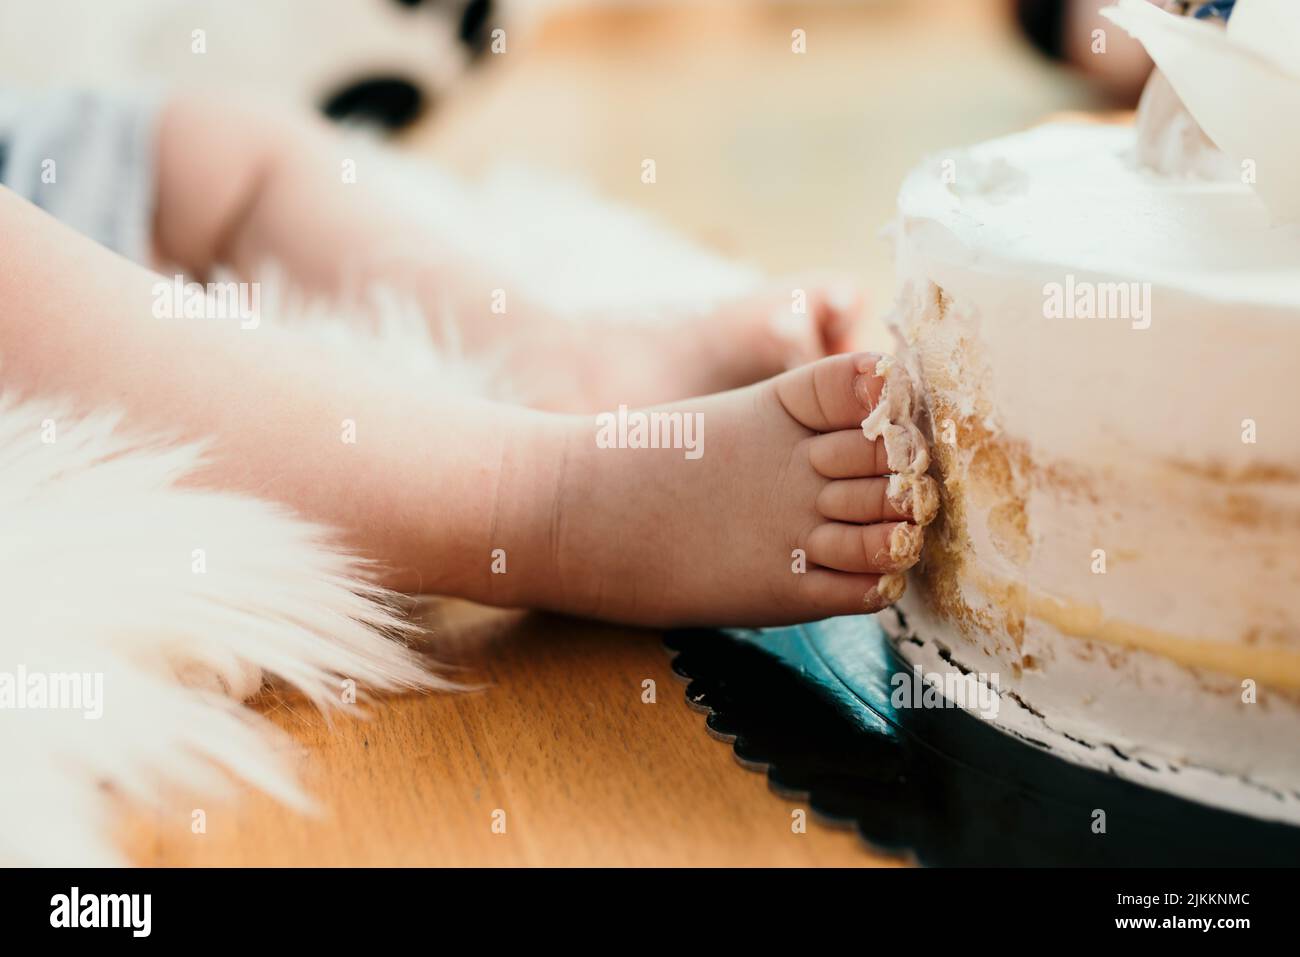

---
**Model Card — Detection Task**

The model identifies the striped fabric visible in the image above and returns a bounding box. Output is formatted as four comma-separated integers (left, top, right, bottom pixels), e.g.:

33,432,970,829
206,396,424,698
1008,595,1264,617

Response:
0,89,160,265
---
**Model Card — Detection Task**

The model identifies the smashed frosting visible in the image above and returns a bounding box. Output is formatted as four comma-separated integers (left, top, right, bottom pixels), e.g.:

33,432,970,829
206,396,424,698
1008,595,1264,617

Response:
873,573,907,607
861,356,930,475
888,522,925,566
887,472,940,526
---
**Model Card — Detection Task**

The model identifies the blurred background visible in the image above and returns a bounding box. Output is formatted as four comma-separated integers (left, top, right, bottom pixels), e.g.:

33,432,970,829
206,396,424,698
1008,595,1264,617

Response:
0,0,1150,319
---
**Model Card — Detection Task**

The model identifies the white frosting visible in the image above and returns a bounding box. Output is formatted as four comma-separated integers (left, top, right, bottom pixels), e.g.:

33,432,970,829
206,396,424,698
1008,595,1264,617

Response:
887,121,1300,822
902,123,1300,470
903,123,1300,307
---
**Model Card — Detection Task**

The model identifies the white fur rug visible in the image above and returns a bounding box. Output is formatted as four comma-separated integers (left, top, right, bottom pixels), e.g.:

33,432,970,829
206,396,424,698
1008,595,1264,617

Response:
1,157,760,866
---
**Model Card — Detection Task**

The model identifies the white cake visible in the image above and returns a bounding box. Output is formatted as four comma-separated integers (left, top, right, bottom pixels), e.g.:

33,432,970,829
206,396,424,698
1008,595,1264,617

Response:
881,54,1300,821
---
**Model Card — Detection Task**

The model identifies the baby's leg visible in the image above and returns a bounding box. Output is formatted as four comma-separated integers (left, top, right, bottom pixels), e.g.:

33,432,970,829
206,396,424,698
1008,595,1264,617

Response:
1,187,528,599
155,94,862,412
1,188,928,624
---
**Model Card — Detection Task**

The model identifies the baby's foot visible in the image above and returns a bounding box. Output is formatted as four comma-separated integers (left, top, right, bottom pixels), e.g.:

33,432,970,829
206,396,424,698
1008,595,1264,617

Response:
487,281,865,413
498,351,936,627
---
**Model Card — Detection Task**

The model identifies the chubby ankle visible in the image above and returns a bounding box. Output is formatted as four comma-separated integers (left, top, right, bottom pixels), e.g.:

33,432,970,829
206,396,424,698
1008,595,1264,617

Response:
470,410,588,610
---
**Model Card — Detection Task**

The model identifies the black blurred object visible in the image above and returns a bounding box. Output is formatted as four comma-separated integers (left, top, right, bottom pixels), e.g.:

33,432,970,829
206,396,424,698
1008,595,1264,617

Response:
666,625,1300,866
1014,0,1068,61
459,0,495,57
323,77,427,130
320,0,495,132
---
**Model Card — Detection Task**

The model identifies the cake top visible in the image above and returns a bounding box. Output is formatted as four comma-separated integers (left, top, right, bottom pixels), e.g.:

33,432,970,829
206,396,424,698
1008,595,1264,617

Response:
898,122,1300,309
1104,0,1300,221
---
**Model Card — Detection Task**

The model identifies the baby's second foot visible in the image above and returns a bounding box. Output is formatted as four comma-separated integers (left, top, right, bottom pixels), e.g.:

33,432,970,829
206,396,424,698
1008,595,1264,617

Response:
498,352,935,628
492,281,865,413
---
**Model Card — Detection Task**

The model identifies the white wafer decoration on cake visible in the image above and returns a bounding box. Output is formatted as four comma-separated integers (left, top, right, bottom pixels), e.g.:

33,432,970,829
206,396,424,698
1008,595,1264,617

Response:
1103,0,1300,222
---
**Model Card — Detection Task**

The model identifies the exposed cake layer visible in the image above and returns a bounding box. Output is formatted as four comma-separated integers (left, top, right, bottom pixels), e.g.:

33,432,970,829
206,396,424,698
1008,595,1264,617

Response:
886,123,1300,816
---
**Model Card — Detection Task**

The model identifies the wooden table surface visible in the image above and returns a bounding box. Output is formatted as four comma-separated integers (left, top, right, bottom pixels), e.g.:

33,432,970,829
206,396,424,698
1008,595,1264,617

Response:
125,601,894,866
124,0,1092,867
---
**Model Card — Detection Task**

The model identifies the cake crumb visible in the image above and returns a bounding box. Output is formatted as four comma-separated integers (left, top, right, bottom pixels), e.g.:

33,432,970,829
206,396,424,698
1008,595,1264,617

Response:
875,573,907,606
889,522,925,565
888,472,941,526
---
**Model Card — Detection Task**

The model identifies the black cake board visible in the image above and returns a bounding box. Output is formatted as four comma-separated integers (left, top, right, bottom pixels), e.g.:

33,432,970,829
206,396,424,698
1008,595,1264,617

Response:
664,618,1300,866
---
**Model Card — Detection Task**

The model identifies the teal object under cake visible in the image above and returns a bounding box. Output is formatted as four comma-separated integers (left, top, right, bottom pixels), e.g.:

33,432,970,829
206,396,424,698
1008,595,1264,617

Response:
727,617,898,741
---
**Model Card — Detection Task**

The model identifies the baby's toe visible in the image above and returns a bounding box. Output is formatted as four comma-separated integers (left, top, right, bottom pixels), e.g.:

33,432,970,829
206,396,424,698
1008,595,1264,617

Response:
775,352,887,434
805,520,925,575
817,476,913,524
808,429,892,478
797,569,906,617
767,279,866,362
815,472,940,526
814,283,867,355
